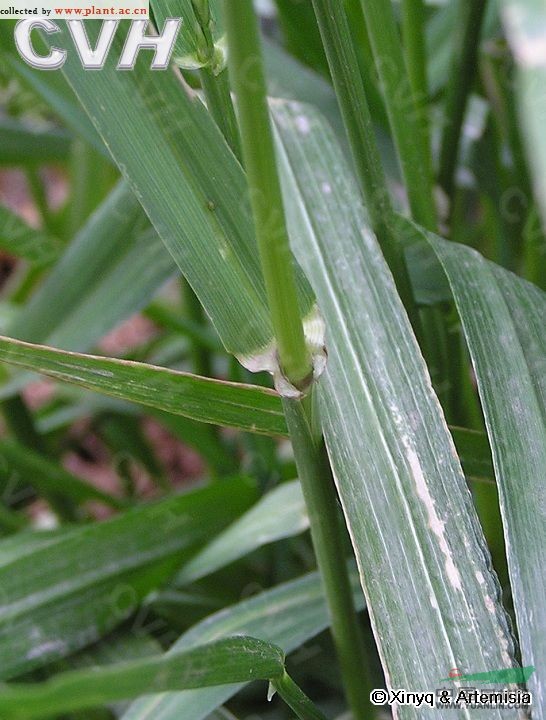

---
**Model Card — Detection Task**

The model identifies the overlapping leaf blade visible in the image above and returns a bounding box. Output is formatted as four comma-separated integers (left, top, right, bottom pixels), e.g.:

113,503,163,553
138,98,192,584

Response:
0,22,104,154
0,335,286,436
0,334,491,474
0,19,531,720
1,181,176,398
0,477,255,679
176,480,308,584
7,181,171,348
1,20,442,346
272,100,518,713
449,426,494,482
423,231,546,715
0,22,176,379
44,21,314,361
123,569,364,720
0,637,283,720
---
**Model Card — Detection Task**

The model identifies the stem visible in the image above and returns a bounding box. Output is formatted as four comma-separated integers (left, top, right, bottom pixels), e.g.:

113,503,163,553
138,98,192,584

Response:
481,44,533,245
438,0,488,199
357,0,436,230
473,114,517,270
400,0,432,172
224,0,311,389
224,4,371,718
284,395,372,719
191,0,242,160
309,0,419,330
200,68,242,161
401,0,428,110
273,670,329,720
344,0,389,129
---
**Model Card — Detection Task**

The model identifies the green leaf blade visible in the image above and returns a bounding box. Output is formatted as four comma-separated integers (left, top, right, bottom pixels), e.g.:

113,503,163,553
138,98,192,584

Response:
0,477,255,679
0,637,283,720
56,23,271,358
272,99,518,710
1,181,176,400
122,568,364,720
426,232,546,715
0,439,126,510
47,21,317,364
176,480,308,584
0,335,287,436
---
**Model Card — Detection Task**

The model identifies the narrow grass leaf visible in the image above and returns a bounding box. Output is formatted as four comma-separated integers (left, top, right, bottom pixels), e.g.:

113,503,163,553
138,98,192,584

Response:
176,480,308,584
0,637,284,720
0,335,286,436
0,439,125,510
0,530,65,566
424,231,546,715
274,0,329,77
73,629,162,669
356,0,437,229
1,24,435,363
427,1,498,96
7,181,172,349
0,477,255,679
273,100,517,709
0,329,496,474
46,22,315,362
1,182,175,397
34,391,133,433
0,22,104,154
123,569,364,720
151,411,236,472
403,240,451,305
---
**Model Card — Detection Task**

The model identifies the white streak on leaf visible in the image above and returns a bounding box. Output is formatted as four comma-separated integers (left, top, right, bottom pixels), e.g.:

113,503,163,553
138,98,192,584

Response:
405,445,462,591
